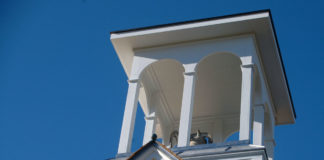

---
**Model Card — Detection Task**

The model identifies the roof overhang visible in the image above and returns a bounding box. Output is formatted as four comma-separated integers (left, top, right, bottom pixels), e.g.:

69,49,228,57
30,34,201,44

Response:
110,10,296,125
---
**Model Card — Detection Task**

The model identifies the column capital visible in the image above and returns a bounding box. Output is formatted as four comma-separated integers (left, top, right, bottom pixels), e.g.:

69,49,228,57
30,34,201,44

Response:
128,78,140,83
183,63,197,76
241,63,255,69
183,71,197,76
145,114,156,120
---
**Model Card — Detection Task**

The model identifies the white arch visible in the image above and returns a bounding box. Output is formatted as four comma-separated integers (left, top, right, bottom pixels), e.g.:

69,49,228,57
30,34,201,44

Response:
139,59,184,80
194,52,242,72
139,59,185,145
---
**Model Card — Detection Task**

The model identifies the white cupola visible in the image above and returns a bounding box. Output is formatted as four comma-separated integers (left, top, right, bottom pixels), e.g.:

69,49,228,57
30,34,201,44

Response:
110,10,295,160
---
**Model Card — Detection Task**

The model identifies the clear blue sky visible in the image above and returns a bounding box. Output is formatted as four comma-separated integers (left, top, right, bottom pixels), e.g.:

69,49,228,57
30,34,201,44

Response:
0,0,323,159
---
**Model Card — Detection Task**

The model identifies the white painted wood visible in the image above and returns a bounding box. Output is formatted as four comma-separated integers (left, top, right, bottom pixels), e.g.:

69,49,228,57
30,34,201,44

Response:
117,79,141,154
143,112,156,145
110,13,269,39
111,11,296,125
239,63,254,141
109,12,297,160
178,71,197,147
253,105,265,146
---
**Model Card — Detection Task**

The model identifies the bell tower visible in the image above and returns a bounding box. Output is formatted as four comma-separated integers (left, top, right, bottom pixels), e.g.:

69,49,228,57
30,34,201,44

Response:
110,10,295,160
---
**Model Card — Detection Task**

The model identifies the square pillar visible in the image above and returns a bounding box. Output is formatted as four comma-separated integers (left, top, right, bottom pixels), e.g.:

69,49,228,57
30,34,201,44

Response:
117,79,141,154
178,71,197,147
253,105,265,145
142,112,156,145
239,64,254,141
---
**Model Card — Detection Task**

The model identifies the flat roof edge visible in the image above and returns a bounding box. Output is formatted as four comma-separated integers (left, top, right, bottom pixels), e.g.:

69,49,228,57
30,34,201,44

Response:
110,9,271,35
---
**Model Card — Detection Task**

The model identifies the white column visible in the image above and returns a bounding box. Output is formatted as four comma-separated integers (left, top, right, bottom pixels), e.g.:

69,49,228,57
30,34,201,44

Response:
178,71,197,147
117,79,141,154
253,105,265,145
142,112,156,145
239,64,254,141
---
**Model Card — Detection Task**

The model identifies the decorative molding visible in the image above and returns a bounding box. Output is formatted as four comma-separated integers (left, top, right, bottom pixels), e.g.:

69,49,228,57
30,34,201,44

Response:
241,63,255,68
145,115,156,121
183,71,196,76
128,78,140,83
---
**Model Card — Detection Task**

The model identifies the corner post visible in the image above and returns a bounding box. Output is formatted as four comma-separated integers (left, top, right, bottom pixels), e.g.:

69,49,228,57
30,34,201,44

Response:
117,78,141,154
142,112,157,145
239,63,254,141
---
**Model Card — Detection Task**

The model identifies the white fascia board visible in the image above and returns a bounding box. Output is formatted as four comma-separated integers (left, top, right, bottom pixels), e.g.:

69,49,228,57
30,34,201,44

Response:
267,19,296,124
110,12,269,40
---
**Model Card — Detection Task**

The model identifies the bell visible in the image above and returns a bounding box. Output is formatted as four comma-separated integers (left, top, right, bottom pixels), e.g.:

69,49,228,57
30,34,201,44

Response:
189,130,213,146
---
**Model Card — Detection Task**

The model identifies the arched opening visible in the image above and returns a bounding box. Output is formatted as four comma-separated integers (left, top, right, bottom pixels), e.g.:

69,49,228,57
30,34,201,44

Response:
191,52,242,144
139,59,185,147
